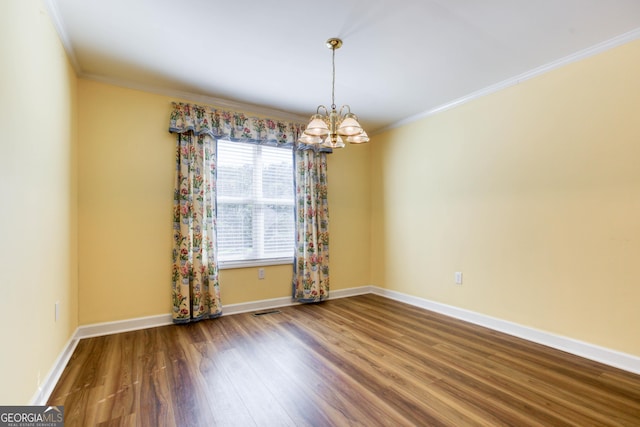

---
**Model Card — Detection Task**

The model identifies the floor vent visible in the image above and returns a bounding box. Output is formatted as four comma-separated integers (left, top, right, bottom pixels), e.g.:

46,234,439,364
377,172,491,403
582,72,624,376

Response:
252,309,282,317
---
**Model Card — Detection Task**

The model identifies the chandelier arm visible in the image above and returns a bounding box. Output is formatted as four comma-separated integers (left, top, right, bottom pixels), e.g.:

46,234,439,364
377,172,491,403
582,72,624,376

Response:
338,105,351,118
316,105,329,115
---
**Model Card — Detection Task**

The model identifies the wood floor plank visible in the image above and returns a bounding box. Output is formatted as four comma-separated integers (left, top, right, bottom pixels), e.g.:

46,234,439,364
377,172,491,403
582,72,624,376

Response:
258,314,416,426
162,326,215,426
49,294,640,426
220,315,339,426
186,341,252,426
137,351,176,427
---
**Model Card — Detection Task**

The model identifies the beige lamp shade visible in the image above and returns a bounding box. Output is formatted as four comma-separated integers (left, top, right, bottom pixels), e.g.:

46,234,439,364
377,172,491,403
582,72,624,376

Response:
347,131,370,144
323,134,345,149
304,115,330,136
337,114,363,136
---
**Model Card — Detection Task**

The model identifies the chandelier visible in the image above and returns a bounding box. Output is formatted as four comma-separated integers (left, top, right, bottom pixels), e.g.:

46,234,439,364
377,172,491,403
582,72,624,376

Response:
299,38,369,148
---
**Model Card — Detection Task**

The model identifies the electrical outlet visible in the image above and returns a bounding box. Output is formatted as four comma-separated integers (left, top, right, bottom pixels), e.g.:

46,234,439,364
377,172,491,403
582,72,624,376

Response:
455,272,463,285
258,268,265,280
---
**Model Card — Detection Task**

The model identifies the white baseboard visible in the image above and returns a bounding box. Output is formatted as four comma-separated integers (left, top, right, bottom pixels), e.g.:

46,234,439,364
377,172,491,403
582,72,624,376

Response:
222,285,372,315
75,313,174,339
73,286,373,338
36,284,639,405
30,334,80,406
371,287,640,375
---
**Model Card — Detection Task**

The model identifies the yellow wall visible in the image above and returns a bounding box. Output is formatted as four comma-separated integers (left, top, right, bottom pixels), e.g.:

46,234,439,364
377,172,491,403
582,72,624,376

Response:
371,40,640,356
327,141,372,290
77,80,371,324
77,81,173,324
0,0,78,404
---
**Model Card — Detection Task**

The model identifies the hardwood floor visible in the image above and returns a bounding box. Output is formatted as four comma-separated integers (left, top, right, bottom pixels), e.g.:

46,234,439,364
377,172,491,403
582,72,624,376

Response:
48,294,640,426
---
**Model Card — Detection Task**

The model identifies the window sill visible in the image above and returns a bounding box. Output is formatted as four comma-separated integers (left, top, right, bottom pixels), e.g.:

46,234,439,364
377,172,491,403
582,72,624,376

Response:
218,258,293,270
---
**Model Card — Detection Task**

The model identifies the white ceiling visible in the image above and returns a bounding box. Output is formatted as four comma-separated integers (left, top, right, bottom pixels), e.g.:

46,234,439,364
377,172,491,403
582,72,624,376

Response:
47,0,640,133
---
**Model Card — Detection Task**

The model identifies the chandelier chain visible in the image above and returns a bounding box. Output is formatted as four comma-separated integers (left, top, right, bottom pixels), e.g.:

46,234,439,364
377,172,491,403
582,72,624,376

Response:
331,44,336,109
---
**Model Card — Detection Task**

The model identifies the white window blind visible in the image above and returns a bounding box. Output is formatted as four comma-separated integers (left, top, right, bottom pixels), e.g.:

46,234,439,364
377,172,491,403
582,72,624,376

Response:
216,140,294,267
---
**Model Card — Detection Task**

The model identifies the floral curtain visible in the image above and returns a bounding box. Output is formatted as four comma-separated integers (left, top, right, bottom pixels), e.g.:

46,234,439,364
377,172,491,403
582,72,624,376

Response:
292,147,330,302
169,102,307,321
169,102,305,148
170,130,221,323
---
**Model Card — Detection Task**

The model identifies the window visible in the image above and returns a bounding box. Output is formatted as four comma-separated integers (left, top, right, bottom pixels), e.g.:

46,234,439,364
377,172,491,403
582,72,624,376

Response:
216,140,295,267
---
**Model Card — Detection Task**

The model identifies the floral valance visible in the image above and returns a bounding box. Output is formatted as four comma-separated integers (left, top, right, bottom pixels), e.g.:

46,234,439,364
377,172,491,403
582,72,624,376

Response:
169,102,306,148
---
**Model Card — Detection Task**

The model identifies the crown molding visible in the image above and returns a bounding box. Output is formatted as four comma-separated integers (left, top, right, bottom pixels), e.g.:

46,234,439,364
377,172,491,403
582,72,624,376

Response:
80,72,309,123
43,0,81,73
43,1,307,123
377,27,640,134
43,0,640,134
